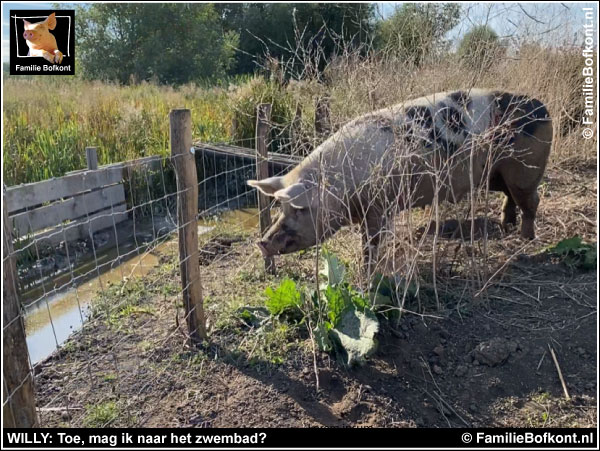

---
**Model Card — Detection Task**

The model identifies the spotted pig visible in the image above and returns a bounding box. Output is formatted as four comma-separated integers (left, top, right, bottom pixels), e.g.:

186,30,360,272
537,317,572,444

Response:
248,89,552,268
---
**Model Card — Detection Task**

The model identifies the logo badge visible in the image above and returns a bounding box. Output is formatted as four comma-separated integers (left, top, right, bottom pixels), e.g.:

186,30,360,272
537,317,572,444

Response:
9,9,75,75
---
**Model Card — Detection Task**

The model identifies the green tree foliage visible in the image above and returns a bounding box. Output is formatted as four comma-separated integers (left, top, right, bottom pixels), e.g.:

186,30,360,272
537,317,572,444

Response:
75,3,238,84
376,3,461,64
216,3,375,77
458,25,501,68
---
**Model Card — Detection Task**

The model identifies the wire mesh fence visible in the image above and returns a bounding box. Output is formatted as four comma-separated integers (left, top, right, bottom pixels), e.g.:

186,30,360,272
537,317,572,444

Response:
2,104,310,427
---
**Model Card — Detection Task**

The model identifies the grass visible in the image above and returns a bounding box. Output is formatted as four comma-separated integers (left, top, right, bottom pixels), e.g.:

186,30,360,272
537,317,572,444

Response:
83,401,119,427
3,77,232,185
91,270,164,329
102,373,117,383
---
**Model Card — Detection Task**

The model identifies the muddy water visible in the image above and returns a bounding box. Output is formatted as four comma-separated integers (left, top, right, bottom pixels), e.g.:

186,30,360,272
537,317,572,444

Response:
217,208,260,230
24,240,175,364
24,209,258,364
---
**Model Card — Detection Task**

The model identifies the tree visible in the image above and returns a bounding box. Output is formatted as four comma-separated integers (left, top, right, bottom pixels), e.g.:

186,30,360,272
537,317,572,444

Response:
458,25,502,69
75,4,238,84
216,4,375,77
376,3,461,65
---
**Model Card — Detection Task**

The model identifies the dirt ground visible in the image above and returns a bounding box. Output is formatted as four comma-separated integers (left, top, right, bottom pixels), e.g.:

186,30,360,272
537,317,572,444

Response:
34,162,597,428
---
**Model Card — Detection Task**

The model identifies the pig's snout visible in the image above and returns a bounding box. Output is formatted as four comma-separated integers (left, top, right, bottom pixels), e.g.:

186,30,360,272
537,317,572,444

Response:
23,31,34,40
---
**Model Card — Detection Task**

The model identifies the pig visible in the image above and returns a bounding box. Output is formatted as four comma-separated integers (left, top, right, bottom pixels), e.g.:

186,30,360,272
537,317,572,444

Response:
22,13,63,64
248,89,552,270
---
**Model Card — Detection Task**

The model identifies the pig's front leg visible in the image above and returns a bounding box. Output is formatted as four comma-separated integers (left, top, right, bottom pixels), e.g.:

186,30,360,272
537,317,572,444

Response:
361,213,386,278
41,50,54,63
53,49,63,64
41,49,63,64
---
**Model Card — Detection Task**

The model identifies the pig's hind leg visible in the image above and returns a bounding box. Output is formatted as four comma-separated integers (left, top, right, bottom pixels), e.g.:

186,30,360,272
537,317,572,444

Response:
501,195,518,230
491,171,540,240
489,172,518,232
505,187,540,240
499,97,551,240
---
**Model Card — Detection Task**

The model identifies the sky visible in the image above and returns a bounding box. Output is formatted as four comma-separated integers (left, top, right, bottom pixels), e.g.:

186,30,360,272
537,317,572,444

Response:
2,2,598,63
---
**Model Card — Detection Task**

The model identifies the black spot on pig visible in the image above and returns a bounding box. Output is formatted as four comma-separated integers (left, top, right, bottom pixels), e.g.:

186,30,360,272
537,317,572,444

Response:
425,126,460,156
406,106,433,129
494,92,550,138
449,91,472,109
436,137,460,156
516,98,550,136
280,223,299,237
397,123,420,145
437,102,467,136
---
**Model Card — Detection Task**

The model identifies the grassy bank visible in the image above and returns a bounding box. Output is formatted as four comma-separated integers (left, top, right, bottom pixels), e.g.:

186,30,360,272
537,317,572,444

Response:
3,77,232,185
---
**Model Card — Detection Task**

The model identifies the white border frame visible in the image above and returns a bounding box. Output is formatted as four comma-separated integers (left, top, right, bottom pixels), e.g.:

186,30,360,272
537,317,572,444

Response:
12,14,71,58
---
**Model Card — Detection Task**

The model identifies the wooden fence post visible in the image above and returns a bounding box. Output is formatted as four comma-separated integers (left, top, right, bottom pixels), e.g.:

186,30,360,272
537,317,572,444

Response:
170,109,207,343
256,103,275,274
3,200,38,427
85,147,98,170
231,117,238,141
315,96,331,138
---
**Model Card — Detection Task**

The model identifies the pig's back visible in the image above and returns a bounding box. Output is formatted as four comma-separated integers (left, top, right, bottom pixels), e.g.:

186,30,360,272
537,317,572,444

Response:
374,89,495,155
291,89,541,186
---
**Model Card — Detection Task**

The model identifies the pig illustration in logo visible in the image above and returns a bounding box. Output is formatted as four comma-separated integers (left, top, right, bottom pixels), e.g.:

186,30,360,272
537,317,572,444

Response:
22,12,63,64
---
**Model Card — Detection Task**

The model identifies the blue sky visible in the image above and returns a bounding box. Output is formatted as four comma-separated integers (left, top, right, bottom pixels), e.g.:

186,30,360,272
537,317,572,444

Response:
3,2,598,63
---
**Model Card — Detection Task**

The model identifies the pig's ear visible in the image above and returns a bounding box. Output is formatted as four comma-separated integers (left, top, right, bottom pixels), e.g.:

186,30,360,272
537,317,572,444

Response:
23,19,31,29
45,12,57,30
274,183,314,209
247,176,284,196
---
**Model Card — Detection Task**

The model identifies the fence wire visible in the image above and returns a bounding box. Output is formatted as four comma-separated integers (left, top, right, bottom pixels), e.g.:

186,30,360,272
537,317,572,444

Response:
2,130,304,427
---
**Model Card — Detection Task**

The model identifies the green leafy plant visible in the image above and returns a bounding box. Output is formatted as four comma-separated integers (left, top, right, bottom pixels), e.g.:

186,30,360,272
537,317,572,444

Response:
329,308,379,366
369,272,418,311
320,249,346,287
263,249,379,366
236,306,270,328
264,278,302,316
546,236,596,270
319,278,378,366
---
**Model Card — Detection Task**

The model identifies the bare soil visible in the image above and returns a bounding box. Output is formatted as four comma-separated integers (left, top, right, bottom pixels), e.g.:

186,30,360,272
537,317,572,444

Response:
34,163,597,428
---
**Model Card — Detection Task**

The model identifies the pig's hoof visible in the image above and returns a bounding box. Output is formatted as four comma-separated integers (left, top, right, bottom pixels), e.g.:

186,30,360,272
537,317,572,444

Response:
520,228,535,240
54,51,63,64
